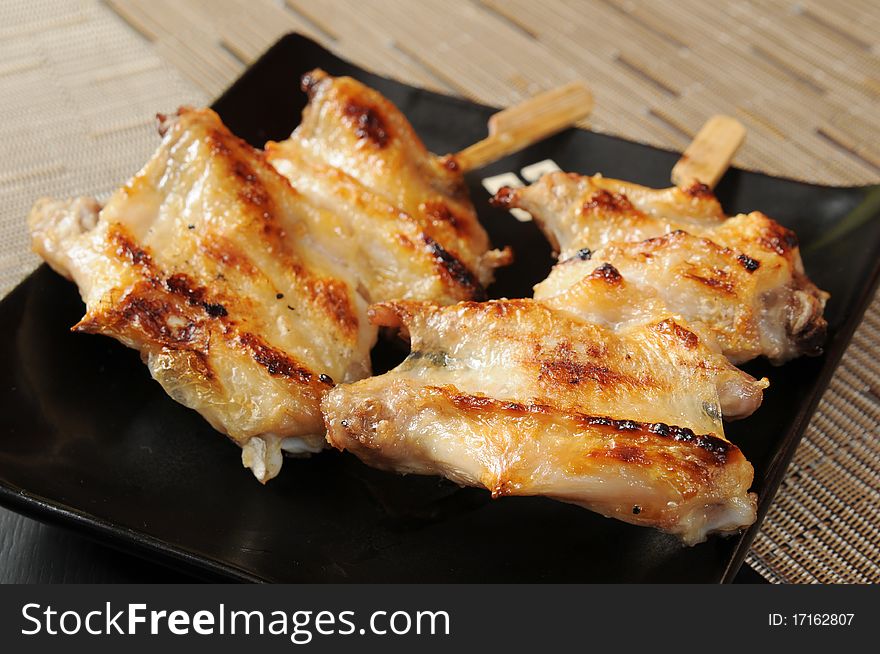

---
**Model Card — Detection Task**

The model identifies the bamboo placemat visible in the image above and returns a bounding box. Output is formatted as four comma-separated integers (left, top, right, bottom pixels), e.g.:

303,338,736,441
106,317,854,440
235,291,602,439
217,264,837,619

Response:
1,0,878,583
106,0,880,185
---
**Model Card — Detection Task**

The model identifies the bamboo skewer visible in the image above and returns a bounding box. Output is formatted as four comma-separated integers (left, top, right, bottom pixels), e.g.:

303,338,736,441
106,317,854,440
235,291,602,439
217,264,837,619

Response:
453,81,593,173
670,115,746,189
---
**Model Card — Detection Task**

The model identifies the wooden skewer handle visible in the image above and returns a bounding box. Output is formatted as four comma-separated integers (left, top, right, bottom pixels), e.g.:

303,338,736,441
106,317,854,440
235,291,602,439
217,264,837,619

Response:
453,81,593,173
670,115,746,189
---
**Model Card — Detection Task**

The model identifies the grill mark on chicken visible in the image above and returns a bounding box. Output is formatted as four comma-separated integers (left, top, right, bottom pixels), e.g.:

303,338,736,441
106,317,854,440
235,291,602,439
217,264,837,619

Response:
582,189,635,214
536,339,634,388
342,101,389,147
421,200,468,237
395,232,416,251
539,358,633,387
331,387,737,469
113,229,344,381
237,332,326,386
683,269,736,295
641,229,685,245
737,253,761,271
653,318,700,350
111,225,156,276
188,349,217,382
201,234,260,276
79,290,178,341
426,389,733,465
638,229,731,258
308,278,360,336
206,128,277,222
423,236,487,301
104,229,230,336
205,129,287,253
682,181,713,198
80,241,231,359
589,262,622,284
758,222,799,255
74,281,210,356
604,445,651,466
165,273,228,318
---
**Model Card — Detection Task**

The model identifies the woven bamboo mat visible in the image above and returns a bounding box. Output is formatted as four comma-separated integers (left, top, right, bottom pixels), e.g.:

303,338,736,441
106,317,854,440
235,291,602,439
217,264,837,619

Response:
0,0,878,583
106,0,880,185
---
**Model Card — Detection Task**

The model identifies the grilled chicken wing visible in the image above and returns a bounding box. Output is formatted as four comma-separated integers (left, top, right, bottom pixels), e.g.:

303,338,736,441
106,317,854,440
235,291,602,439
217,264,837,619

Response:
28,108,375,482
323,300,759,544
266,69,510,302
27,72,516,482
494,172,829,364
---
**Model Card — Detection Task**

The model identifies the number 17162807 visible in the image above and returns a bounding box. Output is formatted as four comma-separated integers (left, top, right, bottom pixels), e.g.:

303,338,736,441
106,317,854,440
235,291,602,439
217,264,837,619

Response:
769,614,855,627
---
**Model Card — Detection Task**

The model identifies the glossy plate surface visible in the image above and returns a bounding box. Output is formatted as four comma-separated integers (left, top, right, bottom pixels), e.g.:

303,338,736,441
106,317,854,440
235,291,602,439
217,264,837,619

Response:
1,34,878,582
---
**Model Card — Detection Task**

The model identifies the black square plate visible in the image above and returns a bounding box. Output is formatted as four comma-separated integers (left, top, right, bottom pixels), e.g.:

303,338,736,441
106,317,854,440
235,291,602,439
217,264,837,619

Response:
1,34,878,583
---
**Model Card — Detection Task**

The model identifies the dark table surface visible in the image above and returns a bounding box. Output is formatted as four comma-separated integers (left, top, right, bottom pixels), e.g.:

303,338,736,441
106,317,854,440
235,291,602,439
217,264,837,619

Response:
0,505,767,584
